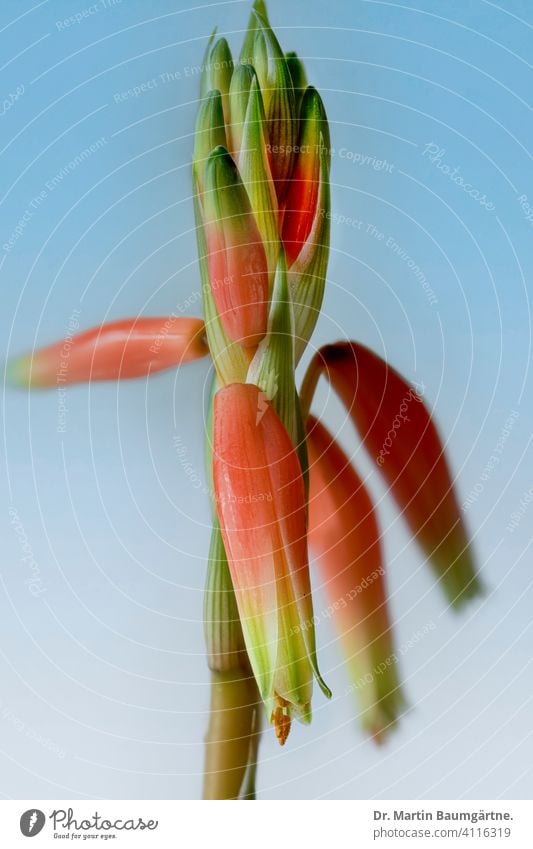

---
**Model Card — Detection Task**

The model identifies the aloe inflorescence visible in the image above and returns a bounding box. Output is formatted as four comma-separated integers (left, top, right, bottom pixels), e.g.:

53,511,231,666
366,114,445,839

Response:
8,0,481,800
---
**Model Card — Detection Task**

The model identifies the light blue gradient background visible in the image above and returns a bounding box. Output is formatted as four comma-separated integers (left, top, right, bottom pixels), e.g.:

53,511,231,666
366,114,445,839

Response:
1,0,532,800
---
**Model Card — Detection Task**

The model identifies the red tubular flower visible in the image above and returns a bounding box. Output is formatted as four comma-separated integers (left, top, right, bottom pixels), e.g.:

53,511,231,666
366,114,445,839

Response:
7,317,208,387
304,343,481,607
307,415,404,740
213,383,329,742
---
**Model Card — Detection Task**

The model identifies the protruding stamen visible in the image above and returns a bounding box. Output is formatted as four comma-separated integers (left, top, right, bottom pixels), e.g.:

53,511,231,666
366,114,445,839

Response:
272,697,291,746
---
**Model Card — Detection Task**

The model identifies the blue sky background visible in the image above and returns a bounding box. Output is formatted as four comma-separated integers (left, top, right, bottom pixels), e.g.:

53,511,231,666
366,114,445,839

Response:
1,0,532,799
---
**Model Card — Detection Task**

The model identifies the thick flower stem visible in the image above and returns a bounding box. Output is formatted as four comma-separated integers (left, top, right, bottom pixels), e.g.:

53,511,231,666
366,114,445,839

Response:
203,670,262,800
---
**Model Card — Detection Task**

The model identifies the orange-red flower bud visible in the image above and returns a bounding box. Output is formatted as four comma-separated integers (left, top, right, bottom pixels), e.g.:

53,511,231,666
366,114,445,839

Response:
203,147,269,348
7,317,208,387
307,415,404,739
306,343,481,607
282,87,328,267
213,383,329,737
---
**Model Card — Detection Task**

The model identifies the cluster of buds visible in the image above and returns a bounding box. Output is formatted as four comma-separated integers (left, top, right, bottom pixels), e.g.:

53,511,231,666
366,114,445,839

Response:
7,0,482,800
192,0,330,380
193,1,333,755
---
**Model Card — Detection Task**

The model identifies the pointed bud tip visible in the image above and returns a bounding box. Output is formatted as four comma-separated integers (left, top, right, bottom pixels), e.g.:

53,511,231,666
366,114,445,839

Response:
208,36,233,70
252,0,269,22
447,571,485,610
5,355,35,388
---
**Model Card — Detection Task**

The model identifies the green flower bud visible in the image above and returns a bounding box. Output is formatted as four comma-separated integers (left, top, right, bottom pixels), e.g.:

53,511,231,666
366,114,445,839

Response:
203,147,269,349
286,51,308,114
228,63,255,155
193,89,227,191
239,0,269,68
237,76,279,281
290,133,330,363
240,12,296,201
202,37,234,128
199,28,217,98
193,171,249,385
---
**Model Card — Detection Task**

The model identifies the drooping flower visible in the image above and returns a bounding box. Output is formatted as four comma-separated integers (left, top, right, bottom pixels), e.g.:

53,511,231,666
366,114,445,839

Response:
7,317,208,387
307,415,405,739
213,382,330,743
302,342,482,607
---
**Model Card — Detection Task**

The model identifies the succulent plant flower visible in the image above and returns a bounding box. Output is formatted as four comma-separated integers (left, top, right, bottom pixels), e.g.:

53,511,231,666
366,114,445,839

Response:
213,382,330,742
6,0,485,800
7,317,208,387
307,415,405,739
302,342,482,608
